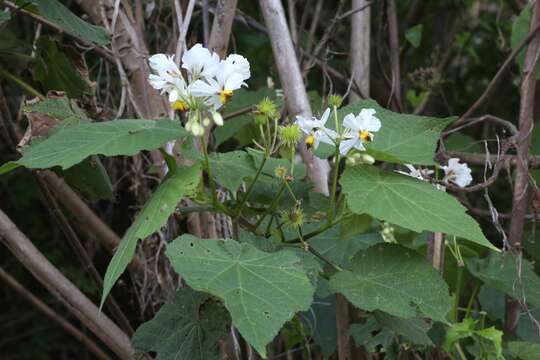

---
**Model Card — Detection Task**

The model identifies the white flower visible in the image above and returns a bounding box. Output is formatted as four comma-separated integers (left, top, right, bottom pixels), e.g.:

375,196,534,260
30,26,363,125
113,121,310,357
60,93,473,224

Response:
442,158,472,188
190,53,251,109
148,54,190,110
181,43,220,80
396,164,434,181
339,109,381,155
295,108,338,150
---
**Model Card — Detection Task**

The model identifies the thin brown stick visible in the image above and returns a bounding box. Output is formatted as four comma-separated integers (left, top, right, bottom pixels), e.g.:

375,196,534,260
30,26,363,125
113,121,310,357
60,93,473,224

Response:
35,174,134,336
259,0,330,195
386,0,403,111
453,20,540,128
336,294,351,360
0,209,133,359
506,0,540,334
0,267,111,360
39,171,145,273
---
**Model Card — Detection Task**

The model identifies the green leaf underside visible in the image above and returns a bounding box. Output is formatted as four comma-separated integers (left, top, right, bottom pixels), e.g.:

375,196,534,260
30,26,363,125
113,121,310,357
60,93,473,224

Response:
100,165,201,308
349,317,394,352
308,227,383,267
166,235,316,357
339,100,454,165
132,288,229,360
340,165,497,250
374,311,433,345
507,341,540,360
208,151,255,193
32,0,110,45
8,119,187,170
330,244,451,322
466,253,540,307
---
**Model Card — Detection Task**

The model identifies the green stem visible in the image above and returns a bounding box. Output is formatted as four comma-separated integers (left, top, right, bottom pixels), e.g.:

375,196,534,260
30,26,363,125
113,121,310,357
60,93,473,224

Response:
328,146,341,224
200,131,227,215
254,181,287,230
290,145,295,176
0,68,44,99
453,265,464,322
454,343,468,360
234,154,268,220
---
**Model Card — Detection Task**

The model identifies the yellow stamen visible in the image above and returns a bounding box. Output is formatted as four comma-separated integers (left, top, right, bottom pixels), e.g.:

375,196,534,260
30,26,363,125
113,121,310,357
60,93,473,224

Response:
171,100,189,111
359,130,372,142
305,134,315,148
219,90,234,104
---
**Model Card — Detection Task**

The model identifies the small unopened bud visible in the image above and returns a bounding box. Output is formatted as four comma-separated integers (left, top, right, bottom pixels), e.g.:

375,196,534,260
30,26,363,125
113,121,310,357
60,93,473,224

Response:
267,76,275,89
358,154,375,165
346,156,356,167
191,123,204,137
202,117,211,127
279,124,301,147
212,111,224,126
328,94,343,108
274,165,287,179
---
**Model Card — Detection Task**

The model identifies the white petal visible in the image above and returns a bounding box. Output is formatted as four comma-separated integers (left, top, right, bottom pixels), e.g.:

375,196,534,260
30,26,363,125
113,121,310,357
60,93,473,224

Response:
343,113,359,131
189,80,219,96
224,72,246,91
320,108,331,125
317,128,338,145
223,54,251,80
339,138,357,155
353,140,366,151
181,43,217,77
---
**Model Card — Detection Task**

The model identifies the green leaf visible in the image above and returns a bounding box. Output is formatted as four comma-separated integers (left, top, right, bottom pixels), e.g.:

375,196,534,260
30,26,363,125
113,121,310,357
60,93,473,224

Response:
405,89,428,108
0,10,11,25
165,235,316,357
60,156,113,200
132,288,229,360
31,0,109,45
308,227,383,267
25,96,90,125
443,318,476,351
329,244,451,322
511,4,540,79
476,327,503,358
101,165,200,307
349,317,394,352
340,165,497,250
7,119,187,170
507,341,540,360
339,100,454,165
34,37,91,98
340,213,372,240
374,311,433,346
301,295,337,357
405,24,423,48
466,252,540,307
208,151,255,193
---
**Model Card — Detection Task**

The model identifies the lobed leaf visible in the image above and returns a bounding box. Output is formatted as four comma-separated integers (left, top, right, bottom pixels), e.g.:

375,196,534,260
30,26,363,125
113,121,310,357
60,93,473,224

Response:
133,287,229,360
330,244,451,322
340,165,497,250
166,235,316,357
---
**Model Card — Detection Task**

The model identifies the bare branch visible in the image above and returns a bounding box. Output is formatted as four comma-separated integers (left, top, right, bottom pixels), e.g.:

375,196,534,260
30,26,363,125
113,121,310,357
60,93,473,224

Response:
208,0,238,58
39,171,145,273
386,0,403,111
506,0,540,334
350,0,371,100
0,267,111,360
259,0,330,195
0,209,133,359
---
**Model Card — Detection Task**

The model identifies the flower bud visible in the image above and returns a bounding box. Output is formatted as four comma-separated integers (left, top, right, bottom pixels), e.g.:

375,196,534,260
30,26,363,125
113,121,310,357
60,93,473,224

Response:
281,204,304,228
358,154,375,165
212,111,224,126
254,114,268,126
328,94,343,108
279,124,301,147
202,117,211,127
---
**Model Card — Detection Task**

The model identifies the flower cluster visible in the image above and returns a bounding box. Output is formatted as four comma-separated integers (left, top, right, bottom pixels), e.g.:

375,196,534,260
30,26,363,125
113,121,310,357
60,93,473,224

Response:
398,158,473,189
295,107,381,156
148,43,250,136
